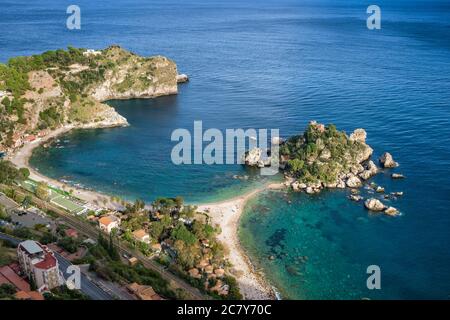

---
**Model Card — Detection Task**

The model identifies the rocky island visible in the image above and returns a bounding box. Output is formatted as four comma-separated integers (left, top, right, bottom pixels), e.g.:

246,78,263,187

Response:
0,46,182,153
245,121,402,216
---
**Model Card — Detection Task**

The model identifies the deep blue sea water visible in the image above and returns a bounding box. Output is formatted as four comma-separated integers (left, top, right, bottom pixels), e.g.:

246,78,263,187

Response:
1,0,450,299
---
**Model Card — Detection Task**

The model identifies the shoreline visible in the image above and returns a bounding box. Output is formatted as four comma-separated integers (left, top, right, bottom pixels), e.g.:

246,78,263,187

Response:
198,182,285,300
7,124,286,300
7,124,124,211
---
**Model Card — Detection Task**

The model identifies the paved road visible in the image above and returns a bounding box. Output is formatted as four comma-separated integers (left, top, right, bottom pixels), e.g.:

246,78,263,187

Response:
0,232,115,300
6,185,207,300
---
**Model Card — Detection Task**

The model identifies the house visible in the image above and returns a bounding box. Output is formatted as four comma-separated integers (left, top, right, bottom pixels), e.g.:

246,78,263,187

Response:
24,135,37,143
65,228,78,239
37,130,48,138
0,265,30,292
151,243,162,253
132,229,150,244
17,240,61,292
127,282,162,300
83,49,102,56
98,215,120,233
14,290,44,300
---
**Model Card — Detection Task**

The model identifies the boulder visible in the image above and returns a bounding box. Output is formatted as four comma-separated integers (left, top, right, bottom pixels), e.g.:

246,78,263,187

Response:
337,180,346,189
356,145,374,163
384,207,399,216
376,186,385,193
291,181,305,192
176,74,189,83
346,175,362,188
349,129,367,144
364,198,386,211
349,194,363,202
305,187,315,194
379,152,398,168
391,173,405,179
360,160,379,180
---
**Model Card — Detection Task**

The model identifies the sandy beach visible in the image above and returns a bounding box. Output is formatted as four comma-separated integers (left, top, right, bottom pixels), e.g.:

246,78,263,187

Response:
7,124,286,300
7,125,122,210
198,182,285,300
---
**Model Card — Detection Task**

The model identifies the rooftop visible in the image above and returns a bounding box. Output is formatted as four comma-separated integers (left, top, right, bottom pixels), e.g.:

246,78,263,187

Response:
33,252,57,270
99,215,119,226
132,229,149,240
19,240,43,255
0,266,30,292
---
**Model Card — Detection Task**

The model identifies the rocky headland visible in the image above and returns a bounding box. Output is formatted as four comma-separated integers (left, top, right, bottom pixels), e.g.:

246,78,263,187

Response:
0,46,184,153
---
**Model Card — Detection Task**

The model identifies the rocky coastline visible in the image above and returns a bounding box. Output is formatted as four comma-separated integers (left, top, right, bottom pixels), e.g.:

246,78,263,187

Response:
244,121,404,217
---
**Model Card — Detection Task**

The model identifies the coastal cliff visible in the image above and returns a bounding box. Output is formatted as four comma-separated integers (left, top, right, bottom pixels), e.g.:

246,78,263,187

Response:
0,46,180,152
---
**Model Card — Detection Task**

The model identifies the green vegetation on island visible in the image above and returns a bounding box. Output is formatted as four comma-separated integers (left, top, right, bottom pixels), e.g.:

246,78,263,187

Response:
0,46,178,151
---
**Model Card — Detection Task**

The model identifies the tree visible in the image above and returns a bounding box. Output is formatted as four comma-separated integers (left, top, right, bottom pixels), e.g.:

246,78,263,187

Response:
18,167,30,180
0,283,16,299
108,233,120,261
171,223,197,246
0,161,19,184
22,195,32,209
149,221,164,240
174,196,184,210
35,182,50,200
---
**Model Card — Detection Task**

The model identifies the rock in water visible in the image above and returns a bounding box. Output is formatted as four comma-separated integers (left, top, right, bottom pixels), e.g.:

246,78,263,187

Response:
379,152,399,168
384,207,399,216
364,198,386,211
176,74,189,83
349,194,363,202
346,175,362,188
391,173,405,179
359,160,378,180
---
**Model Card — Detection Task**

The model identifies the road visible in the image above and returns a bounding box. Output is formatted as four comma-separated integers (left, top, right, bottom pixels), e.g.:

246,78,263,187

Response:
0,232,115,300
5,185,207,300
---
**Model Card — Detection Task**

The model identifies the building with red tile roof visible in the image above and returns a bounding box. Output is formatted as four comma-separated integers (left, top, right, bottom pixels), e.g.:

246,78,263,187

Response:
0,265,30,292
17,240,61,292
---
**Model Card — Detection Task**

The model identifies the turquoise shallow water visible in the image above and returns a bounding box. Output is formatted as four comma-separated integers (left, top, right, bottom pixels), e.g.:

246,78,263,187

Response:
2,0,449,299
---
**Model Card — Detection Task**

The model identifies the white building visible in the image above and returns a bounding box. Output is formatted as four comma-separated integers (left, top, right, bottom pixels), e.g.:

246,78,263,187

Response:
83,49,102,56
17,240,61,292
132,229,150,244
98,215,120,233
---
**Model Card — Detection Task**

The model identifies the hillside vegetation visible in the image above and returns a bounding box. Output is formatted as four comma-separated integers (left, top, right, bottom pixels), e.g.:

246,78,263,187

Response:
0,46,178,150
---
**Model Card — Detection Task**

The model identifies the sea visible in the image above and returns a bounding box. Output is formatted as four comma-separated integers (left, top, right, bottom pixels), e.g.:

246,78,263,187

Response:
1,0,449,299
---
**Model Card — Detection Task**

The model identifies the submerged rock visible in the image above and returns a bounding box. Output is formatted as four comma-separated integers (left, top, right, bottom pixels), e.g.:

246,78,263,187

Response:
384,207,399,216
349,194,363,202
